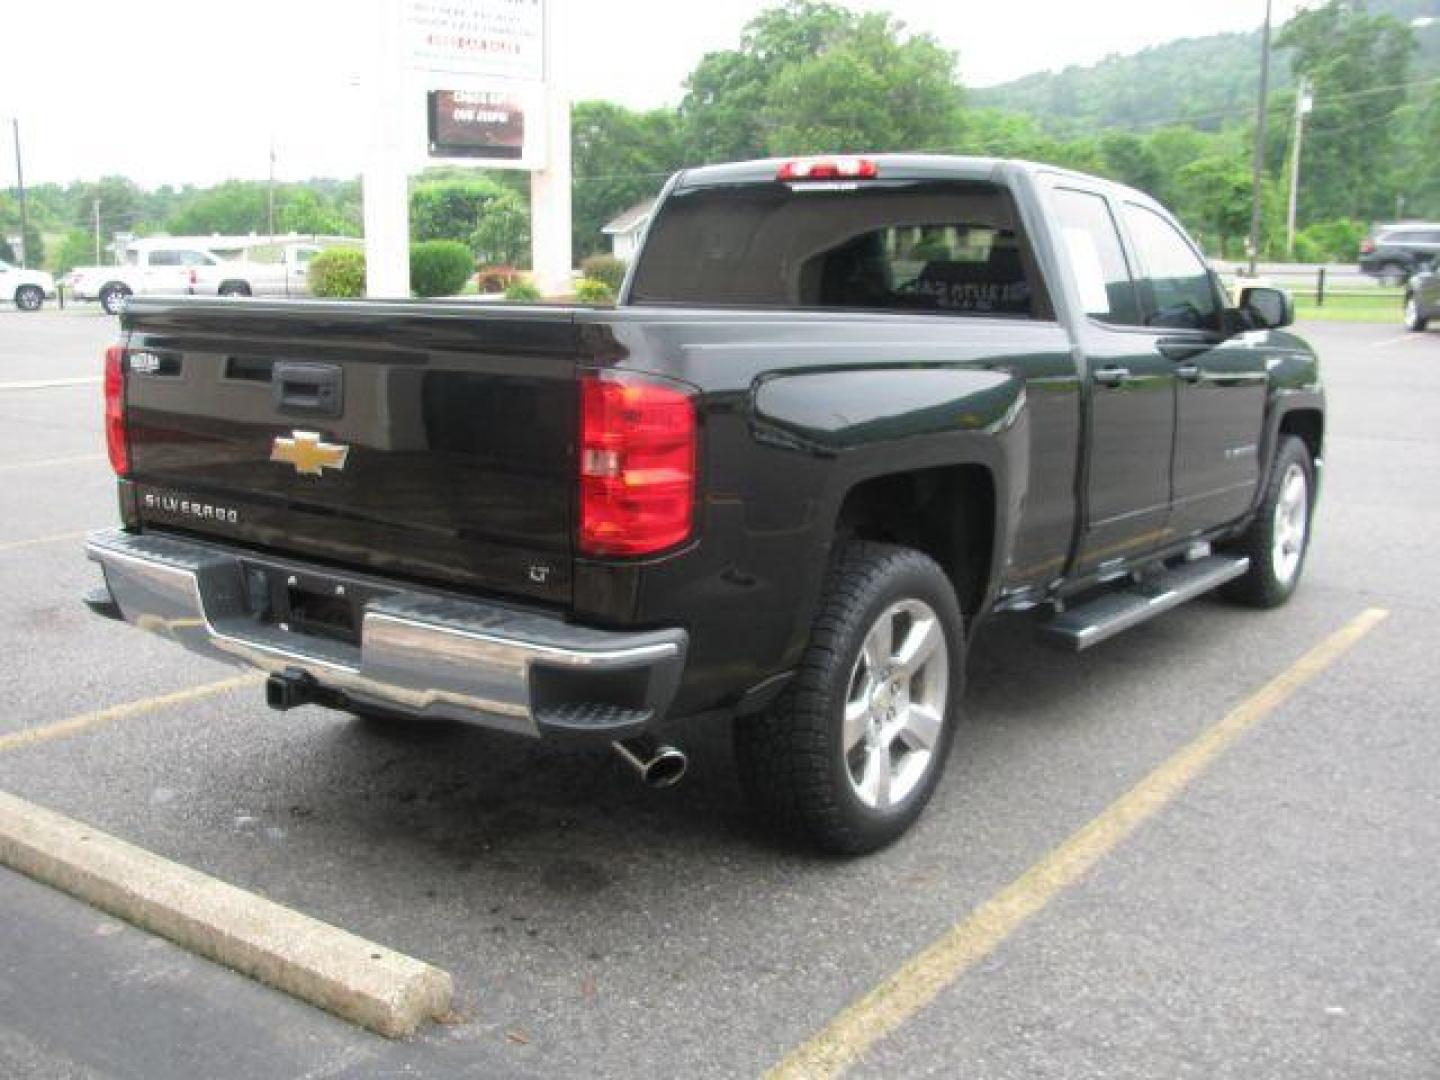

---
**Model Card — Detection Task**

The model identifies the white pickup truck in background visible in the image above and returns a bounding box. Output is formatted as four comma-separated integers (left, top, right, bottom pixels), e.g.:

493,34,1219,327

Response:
68,239,222,314
200,241,324,299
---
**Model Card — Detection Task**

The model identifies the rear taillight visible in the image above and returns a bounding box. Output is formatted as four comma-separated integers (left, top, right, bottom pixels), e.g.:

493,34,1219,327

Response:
579,373,696,557
1360,238,1375,254
104,344,129,476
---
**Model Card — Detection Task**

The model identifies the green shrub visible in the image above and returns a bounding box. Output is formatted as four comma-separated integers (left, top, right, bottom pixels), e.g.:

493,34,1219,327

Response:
504,279,543,302
308,247,366,298
1295,218,1366,263
574,277,615,304
579,254,627,290
409,240,474,297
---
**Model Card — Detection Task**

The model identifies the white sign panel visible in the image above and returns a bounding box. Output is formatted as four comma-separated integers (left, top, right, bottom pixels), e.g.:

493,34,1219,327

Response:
404,0,545,81
403,0,547,169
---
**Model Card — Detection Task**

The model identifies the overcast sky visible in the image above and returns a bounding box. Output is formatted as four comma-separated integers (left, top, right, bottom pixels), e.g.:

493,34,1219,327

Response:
1,0,1311,187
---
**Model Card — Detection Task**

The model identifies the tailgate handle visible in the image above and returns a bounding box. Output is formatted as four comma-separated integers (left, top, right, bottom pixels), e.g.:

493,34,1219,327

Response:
273,362,343,418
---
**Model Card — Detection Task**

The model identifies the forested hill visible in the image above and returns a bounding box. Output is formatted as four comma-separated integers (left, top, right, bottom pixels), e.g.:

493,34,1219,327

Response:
972,0,1439,133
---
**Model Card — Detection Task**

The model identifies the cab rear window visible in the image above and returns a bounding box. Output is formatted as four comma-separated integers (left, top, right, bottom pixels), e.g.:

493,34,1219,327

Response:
629,180,1050,319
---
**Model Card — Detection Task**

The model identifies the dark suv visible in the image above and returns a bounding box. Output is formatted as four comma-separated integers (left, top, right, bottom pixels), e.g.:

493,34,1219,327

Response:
1360,223,1440,284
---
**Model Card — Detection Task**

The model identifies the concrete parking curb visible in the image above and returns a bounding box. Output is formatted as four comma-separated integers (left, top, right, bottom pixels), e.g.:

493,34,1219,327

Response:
0,789,453,1038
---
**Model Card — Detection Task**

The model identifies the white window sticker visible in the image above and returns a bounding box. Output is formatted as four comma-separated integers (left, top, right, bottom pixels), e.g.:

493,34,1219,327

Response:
1062,226,1111,315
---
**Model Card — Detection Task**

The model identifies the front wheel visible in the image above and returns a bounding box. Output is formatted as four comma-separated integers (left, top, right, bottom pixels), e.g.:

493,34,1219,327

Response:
218,281,251,298
1221,436,1315,608
1404,294,1428,332
734,541,964,855
13,285,43,312
98,283,131,316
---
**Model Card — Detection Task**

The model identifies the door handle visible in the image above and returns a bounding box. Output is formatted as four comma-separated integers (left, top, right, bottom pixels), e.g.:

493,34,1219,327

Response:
1174,363,1202,383
1093,366,1131,388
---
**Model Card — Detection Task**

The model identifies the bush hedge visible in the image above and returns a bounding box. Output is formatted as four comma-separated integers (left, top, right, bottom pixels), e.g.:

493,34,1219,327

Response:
574,277,615,304
504,279,543,302
308,248,366,298
579,254,627,290
410,240,474,297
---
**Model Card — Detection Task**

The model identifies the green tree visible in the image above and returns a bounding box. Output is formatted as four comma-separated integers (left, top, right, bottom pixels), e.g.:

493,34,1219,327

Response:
410,177,510,246
1276,0,1417,222
681,1,854,162
679,1,962,161
52,230,95,274
277,188,356,236
761,12,963,155
572,101,682,257
1175,153,1255,258
470,187,531,266
167,181,268,234
1099,132,1164,196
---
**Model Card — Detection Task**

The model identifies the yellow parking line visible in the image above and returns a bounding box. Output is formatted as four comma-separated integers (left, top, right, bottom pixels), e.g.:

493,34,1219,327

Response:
0,530,89,554
0,454,105,473
0,674,264,755
770,607,1390,1079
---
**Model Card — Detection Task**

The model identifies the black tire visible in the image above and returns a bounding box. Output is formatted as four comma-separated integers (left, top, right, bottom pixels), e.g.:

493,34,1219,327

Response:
734,541,965,855
1379,262,1408,287
1403,293,1428,332
1221,436,1315,608
98,283,131,316
14,285,43,312
218,281,251,298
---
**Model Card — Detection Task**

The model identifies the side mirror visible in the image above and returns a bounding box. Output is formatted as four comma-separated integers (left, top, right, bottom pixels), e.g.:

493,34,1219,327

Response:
1238,285,1294,330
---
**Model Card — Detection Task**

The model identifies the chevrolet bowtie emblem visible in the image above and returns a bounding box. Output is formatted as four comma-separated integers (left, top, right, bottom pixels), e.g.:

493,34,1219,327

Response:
270,431,350,477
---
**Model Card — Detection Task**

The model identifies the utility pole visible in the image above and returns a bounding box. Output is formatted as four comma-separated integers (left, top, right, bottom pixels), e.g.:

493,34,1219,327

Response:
12,119,29,268
93,199,102,265
1285,76,1313,258
1247,0,1273,277
267,135,277,238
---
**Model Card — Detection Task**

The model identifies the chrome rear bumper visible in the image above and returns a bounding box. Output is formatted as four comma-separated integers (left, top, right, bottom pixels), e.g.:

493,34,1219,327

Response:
85,529,686,739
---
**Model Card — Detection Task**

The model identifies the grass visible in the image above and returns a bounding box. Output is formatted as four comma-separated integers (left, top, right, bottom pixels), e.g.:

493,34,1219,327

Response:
1294,292,1404,323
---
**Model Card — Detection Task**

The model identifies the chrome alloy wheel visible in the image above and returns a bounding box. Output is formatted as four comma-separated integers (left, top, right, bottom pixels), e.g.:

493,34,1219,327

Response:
1405,296,1420,329
843,598,949,809
1271,462,1309,587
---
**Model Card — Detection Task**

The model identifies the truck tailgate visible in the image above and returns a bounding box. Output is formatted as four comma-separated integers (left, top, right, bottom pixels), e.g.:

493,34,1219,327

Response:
120,300,580,605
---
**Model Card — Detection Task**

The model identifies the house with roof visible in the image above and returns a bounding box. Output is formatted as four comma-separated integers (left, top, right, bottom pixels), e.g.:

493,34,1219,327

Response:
601,198,657,262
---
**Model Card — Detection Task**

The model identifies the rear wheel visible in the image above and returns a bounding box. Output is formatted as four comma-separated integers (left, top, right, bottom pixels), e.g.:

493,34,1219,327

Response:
218,281,251,298
98,283,131,315
734,541,964,855
13,285,43,312
1379,262,1408,287
1404,294,1428,332
1221,436,1314,608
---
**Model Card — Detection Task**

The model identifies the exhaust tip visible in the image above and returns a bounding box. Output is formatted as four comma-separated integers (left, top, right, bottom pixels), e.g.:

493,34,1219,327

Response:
613,737,688,789
642,747,688,789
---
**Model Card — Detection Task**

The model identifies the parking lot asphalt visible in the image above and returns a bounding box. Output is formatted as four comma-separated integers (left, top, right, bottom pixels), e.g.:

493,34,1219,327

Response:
0,308,1436,1078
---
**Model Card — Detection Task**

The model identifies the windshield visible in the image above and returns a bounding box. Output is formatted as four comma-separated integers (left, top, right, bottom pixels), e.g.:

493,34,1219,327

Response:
629,179,1049,318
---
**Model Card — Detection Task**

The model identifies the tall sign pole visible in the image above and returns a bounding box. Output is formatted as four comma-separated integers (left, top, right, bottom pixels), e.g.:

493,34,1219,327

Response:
363,0,412,297
529,0,572,296
1247,0,1273,277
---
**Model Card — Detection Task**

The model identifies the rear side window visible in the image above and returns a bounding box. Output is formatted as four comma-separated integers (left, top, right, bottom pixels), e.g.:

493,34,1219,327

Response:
1121,203,1221,332
148,250,181,267
1049,188,1141,326
629,180,1049,319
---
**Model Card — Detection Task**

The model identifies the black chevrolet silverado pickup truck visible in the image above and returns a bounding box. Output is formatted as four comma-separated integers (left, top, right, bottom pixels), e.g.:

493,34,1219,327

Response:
86,155,1323,853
